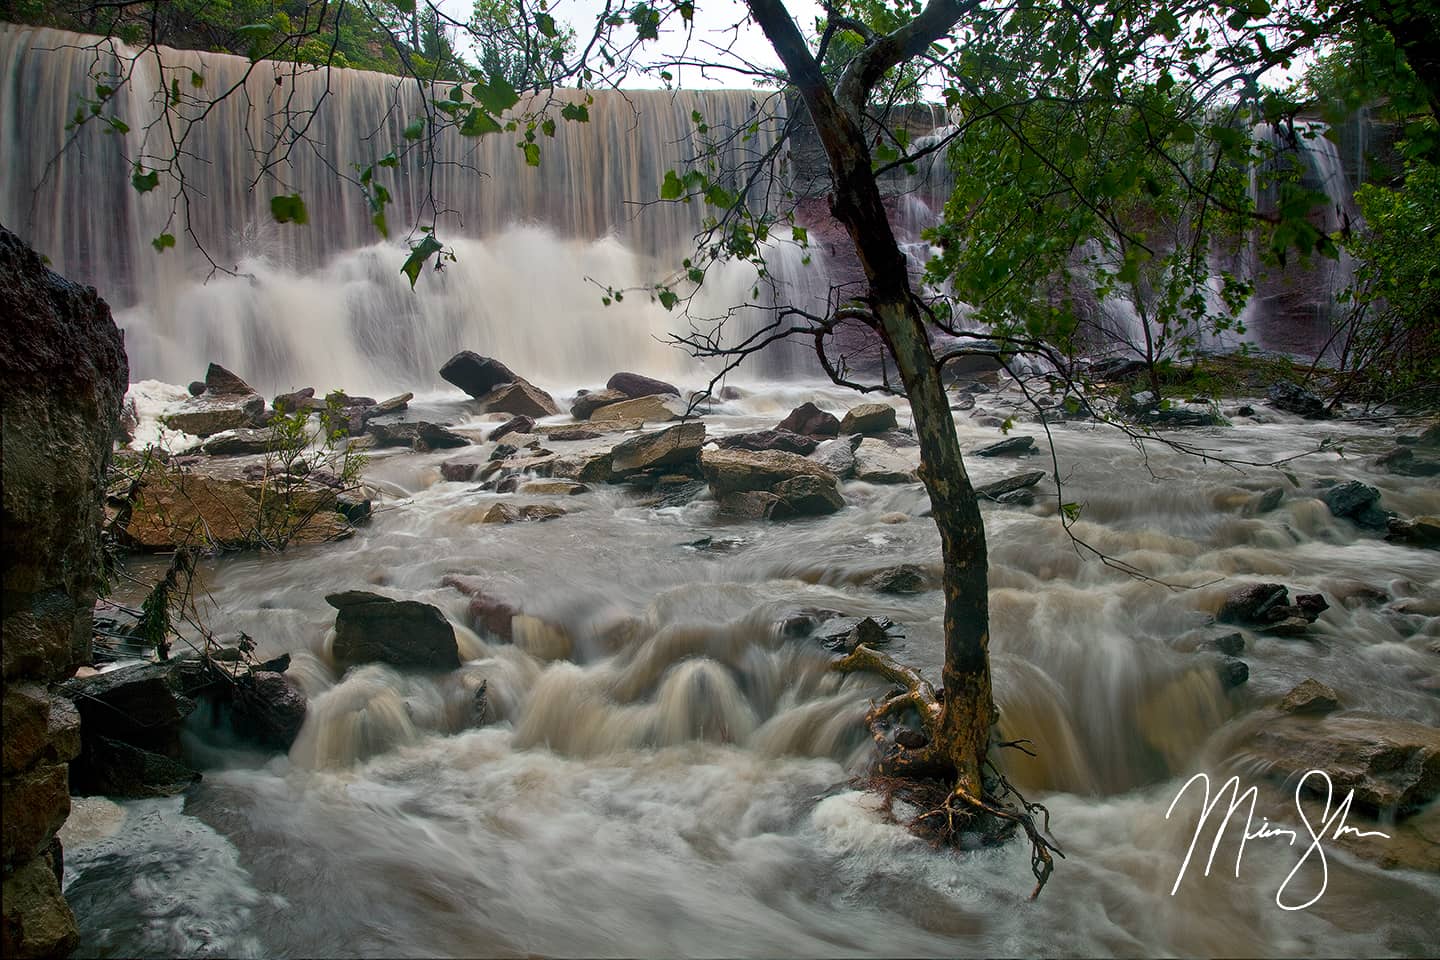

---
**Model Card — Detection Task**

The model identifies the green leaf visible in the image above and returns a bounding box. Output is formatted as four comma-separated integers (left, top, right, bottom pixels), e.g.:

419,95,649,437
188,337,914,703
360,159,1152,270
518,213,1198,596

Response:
269,193,309,225
190,70,204,88
658,288,679,311
521,142,541,166
378,152,399,168
791,225,808,245
401,234,444,290
392,0,415,12
151,233,175,252
660,170,685,200
541,118,556,137
402,117,425,140
686,267,705,284
560,102,589,123
536,12,558,37
459,108,502,136
1061,502,1082,522
131,168,160,193
475,73,520,114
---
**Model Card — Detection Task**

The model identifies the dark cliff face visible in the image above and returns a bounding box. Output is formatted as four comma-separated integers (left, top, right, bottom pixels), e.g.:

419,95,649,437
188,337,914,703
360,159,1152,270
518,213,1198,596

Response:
1,225,128,958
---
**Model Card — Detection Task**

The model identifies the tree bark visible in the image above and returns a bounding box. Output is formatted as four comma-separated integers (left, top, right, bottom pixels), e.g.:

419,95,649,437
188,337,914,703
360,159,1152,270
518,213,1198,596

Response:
745,0,994,796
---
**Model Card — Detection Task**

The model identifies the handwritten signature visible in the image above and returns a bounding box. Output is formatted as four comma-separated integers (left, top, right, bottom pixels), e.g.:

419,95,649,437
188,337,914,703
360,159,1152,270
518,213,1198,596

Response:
1164,769,1391,911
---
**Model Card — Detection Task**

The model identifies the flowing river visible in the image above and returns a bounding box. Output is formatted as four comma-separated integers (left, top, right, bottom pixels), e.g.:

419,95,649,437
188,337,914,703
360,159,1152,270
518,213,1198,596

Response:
60,378,1440,958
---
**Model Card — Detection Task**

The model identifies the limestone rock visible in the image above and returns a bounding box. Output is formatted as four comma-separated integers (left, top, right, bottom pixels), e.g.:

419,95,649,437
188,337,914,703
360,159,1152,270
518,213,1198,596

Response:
551,453,615,484
1,855,79,957
611,421,706,476
839,402,897,435
977,471,1045,501
1277,678,1341,715
200,428,274,456
717,490,788,521
700,448,837,495
606,371,679,399
59,661,196,740
518,479,590,496
716,429,817,455
361,392,413,422
590,394,687,423
852,438,917,484
440,351,517,398
1386,516,1440,549
162,393,264,437
772,475,844,516
123,470,353,549
368,421,470,450
479,503,566,524
777,402,840,437
973,435,1036,457
865,564,928,594
326,590,461,671
481,380,560,418
488,415,535,442
570,389,629,420
810,436,859,480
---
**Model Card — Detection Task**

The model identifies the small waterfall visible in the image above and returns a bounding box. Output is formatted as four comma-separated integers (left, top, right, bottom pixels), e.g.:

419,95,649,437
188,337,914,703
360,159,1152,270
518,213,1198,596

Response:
0,26,825,390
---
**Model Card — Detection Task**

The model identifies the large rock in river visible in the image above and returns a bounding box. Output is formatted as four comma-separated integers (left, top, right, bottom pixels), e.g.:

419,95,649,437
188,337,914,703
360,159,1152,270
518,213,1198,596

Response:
440,351,517,398
326,591,461,671
570,389,629,420
851,438,916,483
611,421,706,476
480,380,560,418
839,402,897,435
2,227,127,958
606,371,679,399
162,393,265,437
777,401,840,437
590,394,686,423
700,448,838,495
716,429,817,455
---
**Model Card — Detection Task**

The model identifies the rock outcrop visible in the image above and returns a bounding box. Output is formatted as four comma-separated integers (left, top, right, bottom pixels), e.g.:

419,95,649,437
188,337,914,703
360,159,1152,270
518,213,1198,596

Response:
2,226,129,957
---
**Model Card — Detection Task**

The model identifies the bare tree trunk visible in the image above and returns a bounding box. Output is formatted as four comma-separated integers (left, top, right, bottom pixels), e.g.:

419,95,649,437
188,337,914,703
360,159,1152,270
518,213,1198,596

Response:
745,0,993,797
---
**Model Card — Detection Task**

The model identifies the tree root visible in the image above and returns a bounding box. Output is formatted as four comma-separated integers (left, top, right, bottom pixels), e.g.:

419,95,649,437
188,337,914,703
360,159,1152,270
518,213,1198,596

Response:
833,643,1064,899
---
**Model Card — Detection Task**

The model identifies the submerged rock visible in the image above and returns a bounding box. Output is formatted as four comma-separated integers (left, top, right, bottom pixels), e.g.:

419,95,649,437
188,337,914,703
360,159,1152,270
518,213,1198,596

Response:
839,402,897,435
1217,657,1249,689
1217,582,1289,625
976,471,1045,501
440,351,517,398
606,371,679,399
1277,678,1341,715
1267,380,1327,418
777,401,840,437
1322,480,1387,529
973,435,1035,457
326,590,460,671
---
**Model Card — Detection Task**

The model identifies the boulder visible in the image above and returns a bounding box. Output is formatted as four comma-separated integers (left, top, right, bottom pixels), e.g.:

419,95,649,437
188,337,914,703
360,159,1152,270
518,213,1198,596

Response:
865,564,927,594
570,389,630,420
229,671,307,749
839,402,898,435
361,392,413,422
187,380,206,396
122,471,354,550
1376,446,1440,477
440,459,485,482
368,421,471,450
1277,678,1341,715
1386,516,1440,549
1322,480,1387,528
777,402,840,437
814,616,903,653
1217,583,1290,625
590,394,686,423
1247,713,1439,816
203,362,255,397
59,662,197,740
326,590,461,671
810,436,859,480
200,428,273,456
700,448,837,495
551,453,615,484
1,854,79,957
517,480,589,496
852,438,917,483
479,503,566,524
1217,657,1250,689
717,490,788,521
772,475,845,516
70,736,200,797
488,415,535,442
162,393,264,437
1267,380,1327,418
440,351,517,398
610,421,706,477
977,471,1045,501
606,371,680,399
973,435,1035,457
481,380,560,418
716,429,818,455
273,387,318,412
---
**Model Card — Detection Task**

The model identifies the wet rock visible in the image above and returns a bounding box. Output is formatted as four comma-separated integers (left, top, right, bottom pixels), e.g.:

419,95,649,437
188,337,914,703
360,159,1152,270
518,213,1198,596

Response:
476,380,557,418
839,402,898,435
1322,480,1387,529
325,391,378,410
1217,582,1290,625
440,351,518,398
810,436,860,480
442,577,518,640
479,503,566,524
977,471,1045,501
1235,404,1255,417
1295,594,1329,620
124,472,354,549
865,564,927,594
1087,357,1147,381
1209,632,1246,656
951,392,976,411
162,393,265,437
368,421,470,450
814,616,903,653
973,435,1035,457
1386,515,1440,549
777,401,840,437
878,512,909,524
570,389,629,420
610,421,706,476
518,479,589,496
1,762,70,865
440,459,485,482
1142,406,1224,427
488,415,535,442
71,736,200,798
203,362,255,397
716,429,817,455
512,615,573,661
1248,713,1439,816
772,475,845,516
551,452,615,484
700,448,837,495
272,387,318,412
606,371,680,399
59,661,196,740
589,394,686,423
1376,446,1440,477
187,380,206,396
852,438,917,483
200,428,273,456
361,392,412,422
326,590,460,671
1125,391,1159,413
1217,657,1250,689
1,854,79,957
1267,380,1328,418
716,490,788,521
1243,487,1285,515
1277,678,1341,715
228,671,306,749
1263,616,1313,637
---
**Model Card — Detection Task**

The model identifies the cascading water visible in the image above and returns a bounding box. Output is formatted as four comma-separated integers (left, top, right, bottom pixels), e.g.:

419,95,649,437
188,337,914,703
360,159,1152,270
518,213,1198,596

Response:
0,25,823,391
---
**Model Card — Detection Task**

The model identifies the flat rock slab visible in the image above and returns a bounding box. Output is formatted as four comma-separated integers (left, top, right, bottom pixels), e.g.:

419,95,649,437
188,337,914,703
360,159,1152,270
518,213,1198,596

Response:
700,448,838,495
977,471,1046,501
852,438,916,483
590,394,687,423
973,435,1036,457
610,421,706,476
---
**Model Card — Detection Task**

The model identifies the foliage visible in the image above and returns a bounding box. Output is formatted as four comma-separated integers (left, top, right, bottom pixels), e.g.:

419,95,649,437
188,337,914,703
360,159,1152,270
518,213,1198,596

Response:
256,392,368,550
471,0,576,92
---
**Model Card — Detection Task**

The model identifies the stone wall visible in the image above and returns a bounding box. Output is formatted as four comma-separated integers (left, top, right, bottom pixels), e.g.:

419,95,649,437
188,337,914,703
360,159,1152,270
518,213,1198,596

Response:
2,226,128,957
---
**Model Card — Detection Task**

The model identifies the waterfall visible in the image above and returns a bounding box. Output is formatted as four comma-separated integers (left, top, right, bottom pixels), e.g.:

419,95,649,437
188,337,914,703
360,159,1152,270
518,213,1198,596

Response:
0,26,821,392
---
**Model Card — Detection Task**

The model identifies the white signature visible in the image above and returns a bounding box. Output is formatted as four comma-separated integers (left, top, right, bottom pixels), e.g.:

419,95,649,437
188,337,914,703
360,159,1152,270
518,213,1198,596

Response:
1164,769,1391,911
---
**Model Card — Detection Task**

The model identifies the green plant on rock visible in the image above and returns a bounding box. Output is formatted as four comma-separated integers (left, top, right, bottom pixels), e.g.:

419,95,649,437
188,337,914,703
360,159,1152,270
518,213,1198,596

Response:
254,392,368,551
